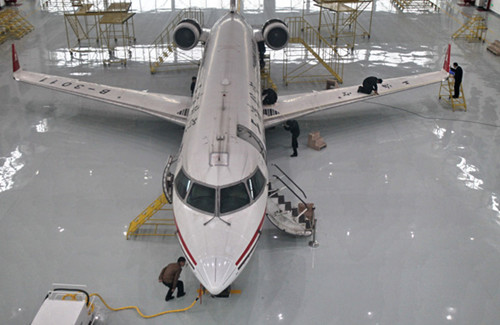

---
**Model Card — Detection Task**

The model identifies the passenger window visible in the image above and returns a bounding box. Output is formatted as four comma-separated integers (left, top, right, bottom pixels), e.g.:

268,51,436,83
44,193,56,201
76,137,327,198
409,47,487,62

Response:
220,183,250,214
175,169,191,199
187,183,216,214
247,169,266,200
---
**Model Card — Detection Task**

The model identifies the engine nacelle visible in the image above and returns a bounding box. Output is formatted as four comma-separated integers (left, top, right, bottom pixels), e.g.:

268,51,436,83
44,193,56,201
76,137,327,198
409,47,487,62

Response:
262,19,289,50
173,19,202,51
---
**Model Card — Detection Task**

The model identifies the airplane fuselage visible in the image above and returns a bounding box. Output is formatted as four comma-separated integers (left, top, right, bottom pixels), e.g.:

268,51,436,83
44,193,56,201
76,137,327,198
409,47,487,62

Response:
172,12,268,294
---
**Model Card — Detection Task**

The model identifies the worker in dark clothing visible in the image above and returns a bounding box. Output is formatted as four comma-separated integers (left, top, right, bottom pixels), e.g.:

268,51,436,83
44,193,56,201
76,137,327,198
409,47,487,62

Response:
450,62,463,98
159,257,186,301
357,76,383,95
190,76,197,96
284,120,300,157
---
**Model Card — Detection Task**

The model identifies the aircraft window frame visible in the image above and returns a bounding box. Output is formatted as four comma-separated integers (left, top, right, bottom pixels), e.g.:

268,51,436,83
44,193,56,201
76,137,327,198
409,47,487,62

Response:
174,169,191,200
247,168,266,200
186,182,216,214
174,167,267,216
219,182,251,214
237,124,266,160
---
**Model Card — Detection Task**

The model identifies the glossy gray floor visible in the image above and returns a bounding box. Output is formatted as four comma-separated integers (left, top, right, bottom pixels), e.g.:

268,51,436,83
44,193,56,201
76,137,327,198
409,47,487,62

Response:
1,1,500,324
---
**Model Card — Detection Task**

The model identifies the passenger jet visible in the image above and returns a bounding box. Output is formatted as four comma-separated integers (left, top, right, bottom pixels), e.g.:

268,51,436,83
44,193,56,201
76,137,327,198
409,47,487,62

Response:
12,1,450,294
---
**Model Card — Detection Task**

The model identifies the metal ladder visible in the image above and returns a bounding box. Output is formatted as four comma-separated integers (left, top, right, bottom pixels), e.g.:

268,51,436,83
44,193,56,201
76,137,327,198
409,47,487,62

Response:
126,194,176,239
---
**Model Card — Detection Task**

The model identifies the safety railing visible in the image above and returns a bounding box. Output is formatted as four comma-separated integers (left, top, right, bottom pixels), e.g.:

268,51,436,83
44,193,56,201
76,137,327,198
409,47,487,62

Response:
149,8,204,73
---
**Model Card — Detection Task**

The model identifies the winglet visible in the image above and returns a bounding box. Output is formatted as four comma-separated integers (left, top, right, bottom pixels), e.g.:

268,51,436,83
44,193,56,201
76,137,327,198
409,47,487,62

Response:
443,44,451,73
12,44,20,73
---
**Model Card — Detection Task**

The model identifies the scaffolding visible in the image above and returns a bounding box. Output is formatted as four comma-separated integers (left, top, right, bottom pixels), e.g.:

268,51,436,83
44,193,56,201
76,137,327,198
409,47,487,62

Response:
0,8,34,44
283,15,344,85
438,77,466,111
313,0,374,52
390,0,439,11
126,194,176,239
452,14,487,42
148,8,204,74
62,1,136,65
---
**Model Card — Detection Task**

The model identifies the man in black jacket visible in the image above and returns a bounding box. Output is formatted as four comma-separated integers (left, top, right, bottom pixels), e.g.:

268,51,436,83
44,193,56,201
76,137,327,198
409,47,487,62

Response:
357,76,383,95
450,62,463,98
284,120,300,157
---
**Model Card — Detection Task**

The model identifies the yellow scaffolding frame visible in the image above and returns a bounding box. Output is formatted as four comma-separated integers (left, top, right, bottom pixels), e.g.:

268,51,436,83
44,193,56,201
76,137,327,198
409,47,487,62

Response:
126,194,176,239
438,77,466,111
62,1,136,65
452,14,487,42
391,0,439,11
283,15,344,85
148,8,204,74
0,8,34,44
314,0,374,52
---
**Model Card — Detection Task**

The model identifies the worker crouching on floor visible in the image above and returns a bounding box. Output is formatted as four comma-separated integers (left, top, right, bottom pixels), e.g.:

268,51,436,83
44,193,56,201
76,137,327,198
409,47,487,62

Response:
159,256,186,301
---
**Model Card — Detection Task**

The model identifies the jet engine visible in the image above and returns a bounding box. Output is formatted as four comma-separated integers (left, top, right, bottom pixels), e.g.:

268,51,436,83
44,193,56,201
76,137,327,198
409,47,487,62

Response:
173,18,203,51
262,19,289,50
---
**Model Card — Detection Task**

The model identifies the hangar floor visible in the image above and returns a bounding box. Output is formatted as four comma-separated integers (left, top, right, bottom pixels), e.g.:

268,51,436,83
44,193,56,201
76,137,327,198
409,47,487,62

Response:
1,1,499,324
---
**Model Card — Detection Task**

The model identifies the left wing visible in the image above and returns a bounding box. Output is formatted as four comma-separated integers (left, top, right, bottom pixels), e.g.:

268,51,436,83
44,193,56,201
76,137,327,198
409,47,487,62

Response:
12,45,191,126
264,45,451,128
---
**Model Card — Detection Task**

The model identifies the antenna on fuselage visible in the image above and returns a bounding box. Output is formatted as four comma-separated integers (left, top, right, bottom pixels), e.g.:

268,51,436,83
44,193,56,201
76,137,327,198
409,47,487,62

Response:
230,0,236,13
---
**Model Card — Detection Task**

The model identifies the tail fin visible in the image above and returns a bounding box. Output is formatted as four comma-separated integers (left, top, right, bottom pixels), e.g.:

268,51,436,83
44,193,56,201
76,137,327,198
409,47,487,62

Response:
12,44,20,73
443,44,451,73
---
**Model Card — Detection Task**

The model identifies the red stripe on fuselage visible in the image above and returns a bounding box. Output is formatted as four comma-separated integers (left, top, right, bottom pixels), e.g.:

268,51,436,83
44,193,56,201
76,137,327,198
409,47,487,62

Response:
174,214,197,266
236,212,266,266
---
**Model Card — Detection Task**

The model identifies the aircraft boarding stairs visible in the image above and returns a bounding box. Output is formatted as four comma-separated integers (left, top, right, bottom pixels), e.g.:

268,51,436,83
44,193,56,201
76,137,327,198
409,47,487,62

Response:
266,164,315,237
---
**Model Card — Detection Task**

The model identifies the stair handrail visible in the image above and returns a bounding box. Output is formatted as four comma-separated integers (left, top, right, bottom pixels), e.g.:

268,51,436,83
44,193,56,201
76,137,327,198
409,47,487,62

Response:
272,175,308,209
271,163,307,199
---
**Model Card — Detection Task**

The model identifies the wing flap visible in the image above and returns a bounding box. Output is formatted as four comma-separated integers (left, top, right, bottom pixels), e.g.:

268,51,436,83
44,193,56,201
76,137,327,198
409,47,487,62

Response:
264,70,448,128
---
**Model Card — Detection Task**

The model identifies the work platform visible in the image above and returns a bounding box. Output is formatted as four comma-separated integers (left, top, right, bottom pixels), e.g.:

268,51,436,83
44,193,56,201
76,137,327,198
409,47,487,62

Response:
62,0,136,65
438,77,467,111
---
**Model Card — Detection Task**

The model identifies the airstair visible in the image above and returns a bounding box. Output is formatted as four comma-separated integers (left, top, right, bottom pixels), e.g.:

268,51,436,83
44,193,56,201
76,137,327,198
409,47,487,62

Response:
148,8,204,74
452,14,487,42
283,16,344,85
266,164,317,238
126,194,176,239
0,8,34,44
438,77,466,111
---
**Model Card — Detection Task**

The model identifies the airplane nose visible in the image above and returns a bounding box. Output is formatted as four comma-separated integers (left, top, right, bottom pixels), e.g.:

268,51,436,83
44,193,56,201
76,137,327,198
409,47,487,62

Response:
197,256,237,295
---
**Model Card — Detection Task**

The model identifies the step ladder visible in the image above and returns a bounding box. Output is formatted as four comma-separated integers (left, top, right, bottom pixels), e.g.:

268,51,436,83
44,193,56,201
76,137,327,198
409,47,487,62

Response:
438,77,466,111
0,8,34,44
126,194,176,239
266,164,316,237
452,15,487,42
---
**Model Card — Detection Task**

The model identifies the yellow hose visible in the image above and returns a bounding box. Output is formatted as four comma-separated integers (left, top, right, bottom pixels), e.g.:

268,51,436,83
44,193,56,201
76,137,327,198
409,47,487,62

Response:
89,293,199,319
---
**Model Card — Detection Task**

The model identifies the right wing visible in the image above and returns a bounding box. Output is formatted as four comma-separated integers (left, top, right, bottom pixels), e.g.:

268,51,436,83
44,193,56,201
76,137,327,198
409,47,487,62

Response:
12,45,191,126
263,70,448,128
264,44,452,128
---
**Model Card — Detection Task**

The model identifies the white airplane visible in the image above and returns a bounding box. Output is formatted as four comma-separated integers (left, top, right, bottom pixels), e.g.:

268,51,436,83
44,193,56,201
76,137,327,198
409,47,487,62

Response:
12,1,451,295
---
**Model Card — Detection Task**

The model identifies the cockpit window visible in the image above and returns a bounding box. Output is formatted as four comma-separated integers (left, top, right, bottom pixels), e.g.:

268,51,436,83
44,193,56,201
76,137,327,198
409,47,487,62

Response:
186,183,216,214
247,168,266,200
175,169,191,199
220,182,250,214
